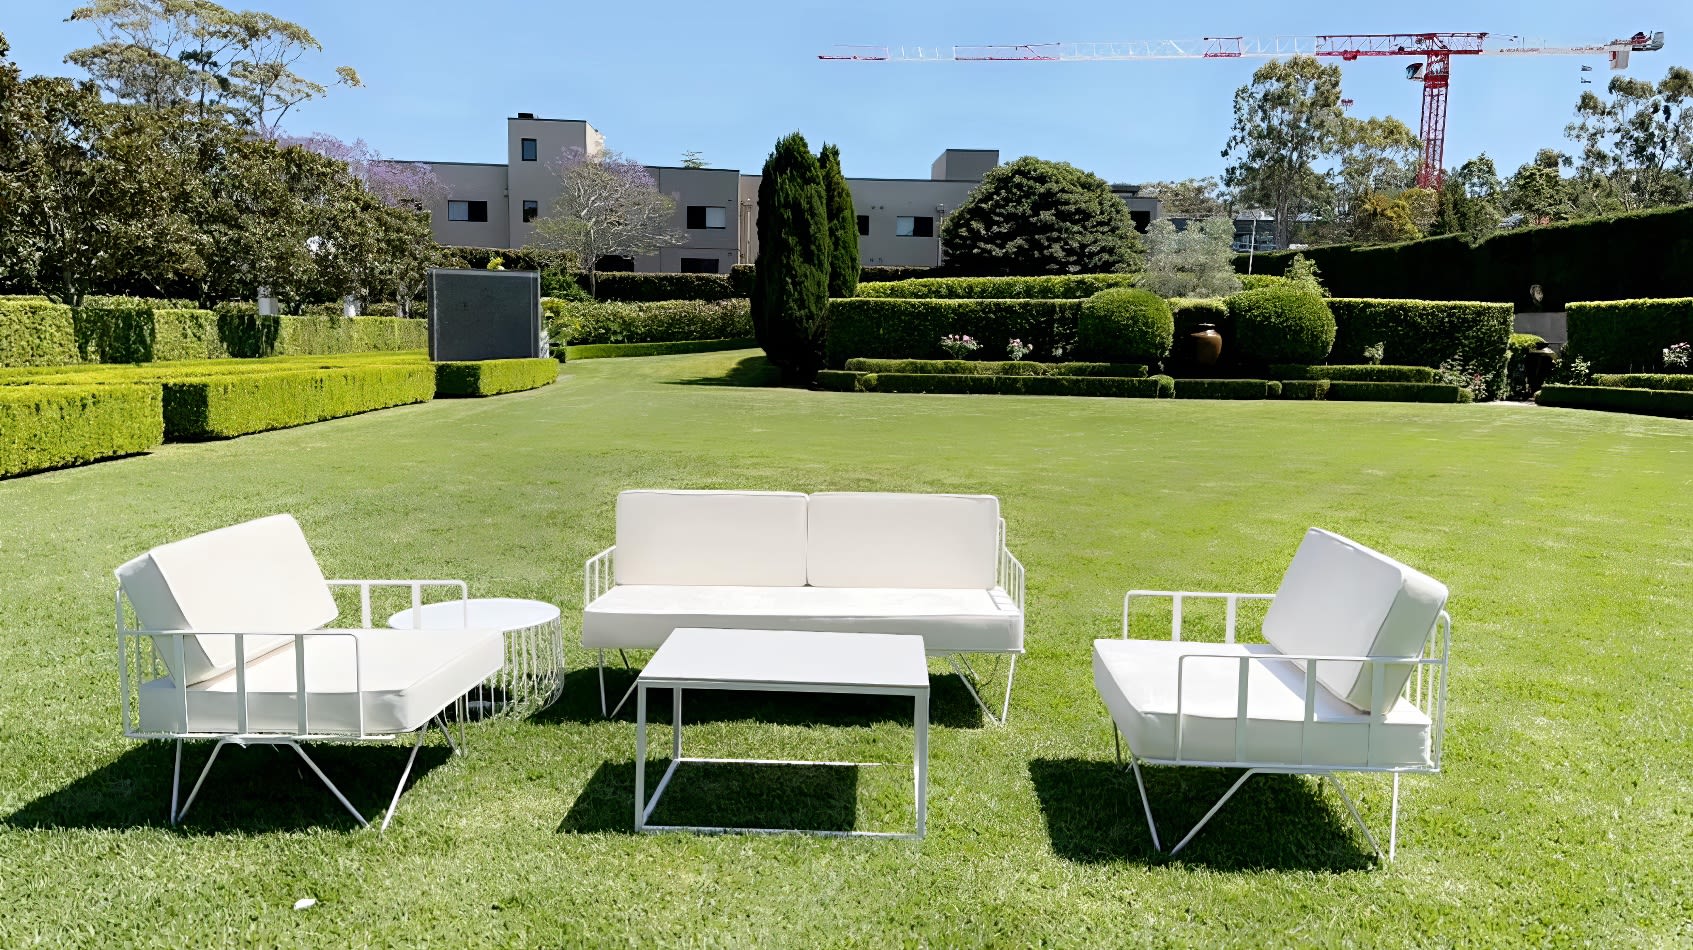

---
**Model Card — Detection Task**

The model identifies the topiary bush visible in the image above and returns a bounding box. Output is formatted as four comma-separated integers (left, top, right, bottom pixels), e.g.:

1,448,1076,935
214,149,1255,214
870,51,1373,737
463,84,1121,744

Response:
1226,287,1336,365
1077,288,1173,364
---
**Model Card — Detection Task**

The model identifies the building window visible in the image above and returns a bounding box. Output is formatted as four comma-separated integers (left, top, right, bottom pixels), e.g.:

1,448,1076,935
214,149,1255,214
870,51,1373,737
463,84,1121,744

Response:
896,215,934,238
680,257,720,274
857,214,870,236
522,200,538,223
686,205,727,229
448,200,488,223
594,255,635,272
521,138,538,162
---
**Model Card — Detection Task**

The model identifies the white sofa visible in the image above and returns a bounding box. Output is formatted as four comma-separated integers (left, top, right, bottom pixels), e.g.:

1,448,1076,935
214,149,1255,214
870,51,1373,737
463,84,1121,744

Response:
116,514,503,830
583,490,1026,722
1096,528,1451,860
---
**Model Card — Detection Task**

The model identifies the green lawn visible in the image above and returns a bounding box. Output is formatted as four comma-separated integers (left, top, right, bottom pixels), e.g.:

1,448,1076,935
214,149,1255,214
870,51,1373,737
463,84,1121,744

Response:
2,349,1690,947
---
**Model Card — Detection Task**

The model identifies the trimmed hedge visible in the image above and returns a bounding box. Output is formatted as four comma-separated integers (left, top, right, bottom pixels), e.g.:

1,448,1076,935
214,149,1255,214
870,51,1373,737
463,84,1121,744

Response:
0,300,78,367
1536,384,1693,419
1078,288,1173,363
276,315,426,356
1275,380,1331,400
816,369,871,392
0,352,426,386
1238,205,1693,311
859,266,937,283
564,338,758,360
588,272,740,303
1238,274,1290,290
1227,287,1335,364
1270,364,1436,383
163,365,436,440
852,274,1137,300
826,298,1080,367
1566,298,1693,373
852,372,1174,398
842,358,1147,378
1327,298,1513,397
1174,379,1278,400
434,358,559,397
1326,381,1472,403
546,299,752,346
151,310,229,362
1590,373,1693,392
0,384,164,478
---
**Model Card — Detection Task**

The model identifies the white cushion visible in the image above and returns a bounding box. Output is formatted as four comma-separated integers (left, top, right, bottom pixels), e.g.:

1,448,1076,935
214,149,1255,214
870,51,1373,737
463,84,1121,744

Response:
614,490,808,587
583,584,1022,653
116,514,339,686
806,493,999,589
1260,528,1448,713
137,628,503,735
1093,639,1432,769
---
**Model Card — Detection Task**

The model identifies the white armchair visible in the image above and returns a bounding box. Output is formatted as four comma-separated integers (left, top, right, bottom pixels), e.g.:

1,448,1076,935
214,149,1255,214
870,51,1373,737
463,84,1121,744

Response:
116,514,503,830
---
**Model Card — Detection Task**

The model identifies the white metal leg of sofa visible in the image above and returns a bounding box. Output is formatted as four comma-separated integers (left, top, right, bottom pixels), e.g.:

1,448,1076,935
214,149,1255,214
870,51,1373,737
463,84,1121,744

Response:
599,649,640,718
168,715,458,832
943,653,1018,726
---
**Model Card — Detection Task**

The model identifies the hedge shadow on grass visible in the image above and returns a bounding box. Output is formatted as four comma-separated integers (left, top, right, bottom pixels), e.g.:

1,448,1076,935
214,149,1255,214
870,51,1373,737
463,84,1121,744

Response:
1028,758,1377,872
3,741,451,834
558,759,860,835
667,354,782,388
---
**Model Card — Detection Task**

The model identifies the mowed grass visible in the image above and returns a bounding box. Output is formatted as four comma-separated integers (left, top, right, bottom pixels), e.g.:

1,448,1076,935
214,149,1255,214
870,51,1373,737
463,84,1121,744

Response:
2,349,1691,947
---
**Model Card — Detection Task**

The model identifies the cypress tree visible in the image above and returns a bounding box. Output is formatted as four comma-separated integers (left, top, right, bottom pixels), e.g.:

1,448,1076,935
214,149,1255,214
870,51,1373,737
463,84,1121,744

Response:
752,132,830,384
818,144,859,298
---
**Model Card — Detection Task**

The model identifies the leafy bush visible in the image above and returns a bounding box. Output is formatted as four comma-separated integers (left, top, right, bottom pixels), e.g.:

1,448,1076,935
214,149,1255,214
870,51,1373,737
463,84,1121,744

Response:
564,338,758,360
1275,380,1330,400
842,358,1147,378
1237,274,1290,290
547,299,752,346
941,156,1143,275
0,300,78,367
1077,288,1174,363
0,384,163,478
162,365,435,440
1326,381,1472,403
1536,383,1693,418
1326,298,1513,398
730,264,757,297
1168,297,1230,340
1226,287,1336,364
1269,364,1435,383
1140,218,1241,298
1174,379,1276,399
855,373,1173,398
826,298,1080,367
434,358,559,397
1565,298,1693,373
853,274,1138,300
1589,373,1693,392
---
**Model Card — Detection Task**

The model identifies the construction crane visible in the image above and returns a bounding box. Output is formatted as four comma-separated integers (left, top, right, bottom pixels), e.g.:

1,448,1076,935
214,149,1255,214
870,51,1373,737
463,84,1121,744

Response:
821,31,1666,188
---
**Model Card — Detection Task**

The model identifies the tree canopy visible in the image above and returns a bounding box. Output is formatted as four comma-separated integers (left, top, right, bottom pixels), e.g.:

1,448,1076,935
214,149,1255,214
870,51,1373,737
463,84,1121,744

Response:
941,157,1142,275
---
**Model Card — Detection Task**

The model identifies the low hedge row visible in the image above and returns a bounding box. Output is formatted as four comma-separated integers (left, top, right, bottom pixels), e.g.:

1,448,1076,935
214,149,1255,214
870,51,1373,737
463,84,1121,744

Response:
1326,381,1472,403
1174,379,1280,400
0,300,78,367
826,298,1080,366
163,364,436,439
852,274,1138,300
1276,380,1330,400
1566,298,1693,373
564,338,758,360
1536,384,1693,419
1590,373,1693,392
434,358,559,397
825,371,1174,398
1270,364,1436,383
544,299,752,346
1327,298,1513,397
842,358,1148,378
0,384,164,479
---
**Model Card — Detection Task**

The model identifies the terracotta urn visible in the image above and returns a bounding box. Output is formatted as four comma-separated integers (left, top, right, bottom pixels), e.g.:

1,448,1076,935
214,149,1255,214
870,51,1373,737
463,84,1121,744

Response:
1189,323,1223,367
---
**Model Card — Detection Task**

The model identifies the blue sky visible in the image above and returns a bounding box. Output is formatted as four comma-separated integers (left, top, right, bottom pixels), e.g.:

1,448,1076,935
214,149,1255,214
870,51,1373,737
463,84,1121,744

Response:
4,2,1689,182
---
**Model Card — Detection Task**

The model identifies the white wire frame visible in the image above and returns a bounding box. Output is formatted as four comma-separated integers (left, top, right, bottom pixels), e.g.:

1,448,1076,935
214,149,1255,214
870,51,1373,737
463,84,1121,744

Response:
1114,589,1452,860
582,518,1028,725
115,579,475,829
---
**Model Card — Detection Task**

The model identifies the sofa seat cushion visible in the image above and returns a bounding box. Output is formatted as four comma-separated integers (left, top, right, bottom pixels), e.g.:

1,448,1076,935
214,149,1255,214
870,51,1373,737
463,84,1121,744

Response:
1093,639,1431,769
583,585,1022,653
137,628,503,736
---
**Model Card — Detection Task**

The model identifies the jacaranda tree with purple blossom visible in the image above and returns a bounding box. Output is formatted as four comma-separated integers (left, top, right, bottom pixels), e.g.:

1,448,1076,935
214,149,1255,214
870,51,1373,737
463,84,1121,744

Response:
278,133,447,211
524,147,682,297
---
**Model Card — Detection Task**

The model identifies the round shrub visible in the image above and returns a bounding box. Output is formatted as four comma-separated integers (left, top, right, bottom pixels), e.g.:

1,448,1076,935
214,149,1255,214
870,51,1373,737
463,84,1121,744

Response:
1226,287,1336,364
1077,288,1174,363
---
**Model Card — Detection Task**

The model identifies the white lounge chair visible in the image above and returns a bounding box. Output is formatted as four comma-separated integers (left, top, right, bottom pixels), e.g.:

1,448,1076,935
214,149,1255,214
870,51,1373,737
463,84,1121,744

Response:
1096,528,1451,860
115,514,503,830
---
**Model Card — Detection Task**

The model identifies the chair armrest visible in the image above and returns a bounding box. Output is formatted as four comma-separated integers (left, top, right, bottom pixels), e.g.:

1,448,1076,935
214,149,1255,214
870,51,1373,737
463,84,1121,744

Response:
1122,589,1276,643
584,546,616,605
325,579,469,627
999,547,1026,612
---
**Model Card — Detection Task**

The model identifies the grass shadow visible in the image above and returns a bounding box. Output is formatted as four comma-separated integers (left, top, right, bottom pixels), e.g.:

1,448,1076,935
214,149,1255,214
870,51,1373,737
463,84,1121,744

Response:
3,740,452,834
667,355,782,388
1028,758,1377,872
535,665,985,729
559,758,859,834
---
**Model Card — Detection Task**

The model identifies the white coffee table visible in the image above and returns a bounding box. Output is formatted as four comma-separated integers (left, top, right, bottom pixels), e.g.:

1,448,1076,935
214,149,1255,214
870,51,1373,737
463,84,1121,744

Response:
634,627,930,839
388,598,564,719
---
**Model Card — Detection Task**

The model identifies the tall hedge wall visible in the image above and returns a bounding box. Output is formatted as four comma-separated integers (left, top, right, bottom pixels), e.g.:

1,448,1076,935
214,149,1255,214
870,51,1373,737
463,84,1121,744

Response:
826,298,1080,367
1239,205,1693,311
853,274,1138,300
1328,298,1513,394
1565,298,1693,373
543,299,752,346
0,384,164,478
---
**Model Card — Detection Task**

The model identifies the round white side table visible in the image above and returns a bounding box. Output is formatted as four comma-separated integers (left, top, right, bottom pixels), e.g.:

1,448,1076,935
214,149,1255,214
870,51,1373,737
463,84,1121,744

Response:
388,598,565,719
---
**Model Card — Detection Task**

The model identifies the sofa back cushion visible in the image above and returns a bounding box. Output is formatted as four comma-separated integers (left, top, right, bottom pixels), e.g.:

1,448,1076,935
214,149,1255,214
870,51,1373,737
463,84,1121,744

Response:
115,513,338,686
1261,528,1448,713
806,493,1000,589
615,490,809,586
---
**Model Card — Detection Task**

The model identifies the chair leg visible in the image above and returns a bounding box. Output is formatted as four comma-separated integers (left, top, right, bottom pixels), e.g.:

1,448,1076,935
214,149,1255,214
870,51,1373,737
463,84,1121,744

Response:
1323,773,1384,859
1168,768,1262,856
1389,773,1401,862
943,654,1008,727
170,739,184,824
1126,749,1164,853
174,738,231,825
607,677,639,718
999,654,1018,724
288,743,371,829
598,650,608,717
379,726,431,832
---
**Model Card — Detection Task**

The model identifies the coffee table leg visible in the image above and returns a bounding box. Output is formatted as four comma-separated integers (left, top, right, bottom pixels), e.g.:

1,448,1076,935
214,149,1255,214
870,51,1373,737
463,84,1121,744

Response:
635,683,648,831
672,687,683,761
914,687,929,839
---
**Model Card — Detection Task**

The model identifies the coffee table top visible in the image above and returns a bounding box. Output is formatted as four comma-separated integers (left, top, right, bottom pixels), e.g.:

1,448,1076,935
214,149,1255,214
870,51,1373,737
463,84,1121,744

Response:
640,628,929,690
388,597,561,632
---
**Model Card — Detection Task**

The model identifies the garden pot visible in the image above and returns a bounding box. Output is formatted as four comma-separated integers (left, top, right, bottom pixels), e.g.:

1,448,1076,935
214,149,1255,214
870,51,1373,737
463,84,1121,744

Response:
1189,324,1223,367
1525,344,1558,394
